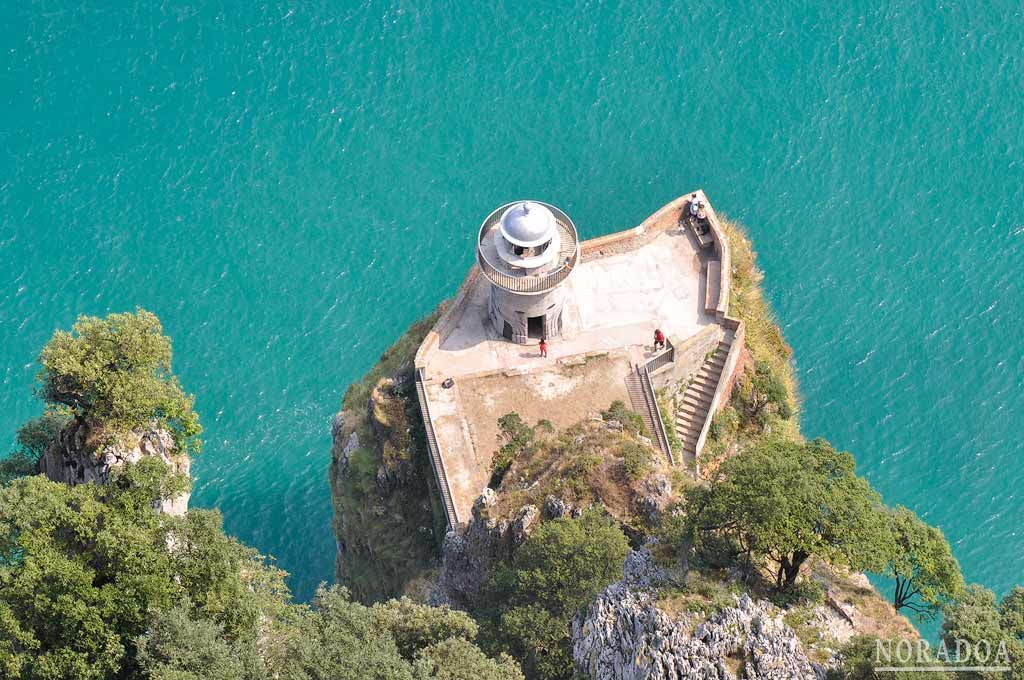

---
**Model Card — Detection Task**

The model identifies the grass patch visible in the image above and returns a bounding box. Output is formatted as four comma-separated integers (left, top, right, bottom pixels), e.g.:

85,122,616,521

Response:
490,404,670,532
720,218,800,441
655,574,740,621
656,389,682,459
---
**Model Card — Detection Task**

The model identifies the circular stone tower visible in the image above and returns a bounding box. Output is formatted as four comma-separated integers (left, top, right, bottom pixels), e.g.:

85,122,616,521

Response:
476,200,580,344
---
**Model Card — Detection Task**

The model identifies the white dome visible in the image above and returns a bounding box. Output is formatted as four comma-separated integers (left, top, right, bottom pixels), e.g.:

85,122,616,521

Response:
499,202,557,248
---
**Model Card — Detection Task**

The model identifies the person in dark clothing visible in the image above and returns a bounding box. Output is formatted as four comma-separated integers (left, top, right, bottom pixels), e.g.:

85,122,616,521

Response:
539,337,548,358
653,328,666,350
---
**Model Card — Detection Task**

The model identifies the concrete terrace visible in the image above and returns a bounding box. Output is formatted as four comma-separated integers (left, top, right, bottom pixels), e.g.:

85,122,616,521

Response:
414,191,740,527
427,229,713,380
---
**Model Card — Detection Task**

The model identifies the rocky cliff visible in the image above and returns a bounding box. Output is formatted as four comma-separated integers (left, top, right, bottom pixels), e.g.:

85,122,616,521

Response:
329,312,445,602
39,417,190,516
429,488,539,609
573,548,823,680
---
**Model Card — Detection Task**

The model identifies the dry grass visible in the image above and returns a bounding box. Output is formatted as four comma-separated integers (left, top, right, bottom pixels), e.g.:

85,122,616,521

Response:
810,561,919,641
492,416,669,531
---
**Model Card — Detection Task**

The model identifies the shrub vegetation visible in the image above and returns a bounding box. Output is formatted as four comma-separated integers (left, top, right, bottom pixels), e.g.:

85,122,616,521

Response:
476,511,629,680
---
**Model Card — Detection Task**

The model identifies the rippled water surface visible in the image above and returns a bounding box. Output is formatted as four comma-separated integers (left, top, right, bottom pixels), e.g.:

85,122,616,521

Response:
2,3,1022,602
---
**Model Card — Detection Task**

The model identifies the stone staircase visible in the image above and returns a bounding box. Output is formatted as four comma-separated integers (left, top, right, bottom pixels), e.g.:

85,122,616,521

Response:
674,337,732,462
625,370,653,435
625,364,674,463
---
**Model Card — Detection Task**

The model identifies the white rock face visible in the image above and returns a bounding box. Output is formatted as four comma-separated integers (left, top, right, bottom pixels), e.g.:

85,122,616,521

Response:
573,549,823,680
39,419,190,516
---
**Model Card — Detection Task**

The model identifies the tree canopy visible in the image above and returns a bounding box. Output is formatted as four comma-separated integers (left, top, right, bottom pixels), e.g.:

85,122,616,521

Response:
477,510,630,680
684,437,891,590
881,506,963,618
734,359,793,430
0,459,285,679
941,584,1024,678
0,408,71,484
36,309,202,454
0,460,522,680
277,587,522,680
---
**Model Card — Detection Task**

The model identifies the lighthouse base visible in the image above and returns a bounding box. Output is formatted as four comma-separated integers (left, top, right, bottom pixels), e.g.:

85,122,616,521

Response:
487,286,566,344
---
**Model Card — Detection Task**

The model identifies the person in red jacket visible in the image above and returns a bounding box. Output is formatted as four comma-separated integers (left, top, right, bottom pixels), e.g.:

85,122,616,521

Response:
539,337,548,358
653,328,666,350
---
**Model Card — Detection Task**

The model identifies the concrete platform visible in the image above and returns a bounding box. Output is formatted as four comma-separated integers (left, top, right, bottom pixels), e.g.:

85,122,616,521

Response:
426,229,713,381
420,226,715,522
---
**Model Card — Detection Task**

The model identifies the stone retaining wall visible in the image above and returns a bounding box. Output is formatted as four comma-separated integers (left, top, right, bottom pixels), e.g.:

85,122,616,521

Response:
650,325,725,392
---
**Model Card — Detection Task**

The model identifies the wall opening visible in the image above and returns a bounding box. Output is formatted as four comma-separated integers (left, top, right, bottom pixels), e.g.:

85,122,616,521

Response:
502,320,513,340
527,315,544,339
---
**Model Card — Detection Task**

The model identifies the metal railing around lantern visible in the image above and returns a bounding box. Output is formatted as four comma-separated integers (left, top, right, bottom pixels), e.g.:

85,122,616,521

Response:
476,202,580,295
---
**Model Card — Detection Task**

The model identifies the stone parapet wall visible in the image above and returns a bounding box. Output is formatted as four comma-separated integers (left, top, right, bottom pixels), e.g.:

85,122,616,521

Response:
414,267,482,530
699,191,732,316
580,194,691,260
650,325,725,392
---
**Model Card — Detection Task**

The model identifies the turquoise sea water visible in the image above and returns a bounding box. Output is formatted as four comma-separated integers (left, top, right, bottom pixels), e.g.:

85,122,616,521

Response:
2,3,1022,606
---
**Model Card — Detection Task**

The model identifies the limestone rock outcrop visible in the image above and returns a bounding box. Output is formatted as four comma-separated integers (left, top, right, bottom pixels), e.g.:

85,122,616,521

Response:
638,474,673,524
573,549,823,680
39,418,190,516
430,492,548,609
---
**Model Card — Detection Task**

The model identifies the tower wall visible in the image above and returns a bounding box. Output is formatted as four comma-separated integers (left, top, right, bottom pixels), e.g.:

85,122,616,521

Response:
488,285,566,344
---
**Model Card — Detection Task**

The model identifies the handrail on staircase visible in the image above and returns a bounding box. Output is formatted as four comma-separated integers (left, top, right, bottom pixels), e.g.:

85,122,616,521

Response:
637,363,675,465
644,339,675,375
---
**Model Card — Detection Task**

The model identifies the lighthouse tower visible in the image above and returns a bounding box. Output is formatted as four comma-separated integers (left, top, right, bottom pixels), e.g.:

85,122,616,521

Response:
475,201,580,344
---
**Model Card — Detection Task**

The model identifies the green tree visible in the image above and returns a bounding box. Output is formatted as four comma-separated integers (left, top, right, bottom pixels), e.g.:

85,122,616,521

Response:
943,585,1005,647
0,460,286,680
620,441,652,481
490,413,538,488
412,638,524,680
1000,587,1024,641
0,453,36,486
36,309,202,454
685,438,891,590
881,506,963,618
832,635,953,680
736,359,793,428
491,605,567,680
941,585,1023,677
280,586,520,680
136,607,260,680
478,510,630,680
14,408,72,460
0,408,72,485
371,597,479,659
